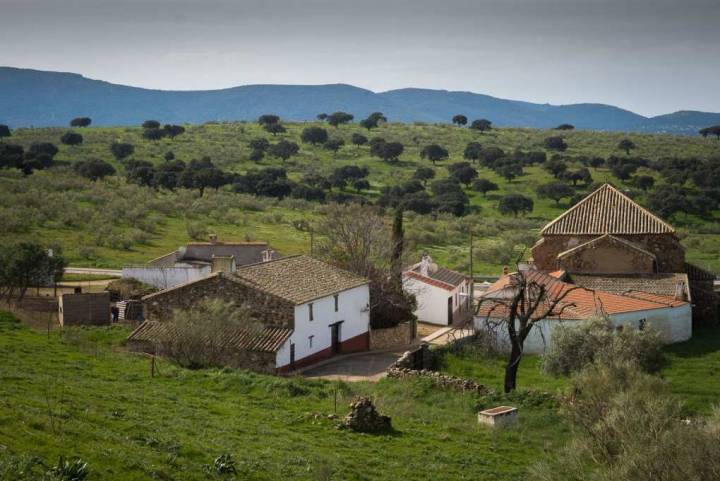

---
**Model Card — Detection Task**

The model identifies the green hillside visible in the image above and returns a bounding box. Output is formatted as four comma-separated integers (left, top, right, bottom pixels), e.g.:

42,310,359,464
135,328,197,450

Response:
2,121,719,274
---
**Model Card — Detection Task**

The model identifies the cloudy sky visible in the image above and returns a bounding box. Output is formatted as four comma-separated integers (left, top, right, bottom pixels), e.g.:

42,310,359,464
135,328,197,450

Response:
1,0,718,116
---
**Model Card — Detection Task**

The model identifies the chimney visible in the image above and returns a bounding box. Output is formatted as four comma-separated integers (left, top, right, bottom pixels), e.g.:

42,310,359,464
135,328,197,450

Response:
420,254,432,277
502,266,509,276
208,233,218,244
211,255,236,274
675,281,688,301
262,249,274,262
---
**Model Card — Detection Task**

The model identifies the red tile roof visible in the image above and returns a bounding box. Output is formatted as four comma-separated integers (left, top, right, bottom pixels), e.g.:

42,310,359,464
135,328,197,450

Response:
403,270,456,291
478,269,687,321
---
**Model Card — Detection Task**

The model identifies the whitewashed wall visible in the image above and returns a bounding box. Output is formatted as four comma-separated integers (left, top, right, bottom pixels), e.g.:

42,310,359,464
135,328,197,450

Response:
474,304,692,354
403,277,452,325
276,284,370,367
122,265,211,290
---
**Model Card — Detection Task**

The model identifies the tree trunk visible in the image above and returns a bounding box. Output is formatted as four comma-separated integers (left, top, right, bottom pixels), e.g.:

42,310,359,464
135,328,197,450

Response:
504,341,522,393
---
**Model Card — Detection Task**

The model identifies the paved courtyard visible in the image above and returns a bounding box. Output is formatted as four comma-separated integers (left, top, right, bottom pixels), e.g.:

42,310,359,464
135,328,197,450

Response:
300,350,404,381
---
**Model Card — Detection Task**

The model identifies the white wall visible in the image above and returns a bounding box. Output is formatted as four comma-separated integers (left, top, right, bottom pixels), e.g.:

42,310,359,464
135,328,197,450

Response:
122,265,211,290
404,276,472,326
276,284,370,367
474,304,692,354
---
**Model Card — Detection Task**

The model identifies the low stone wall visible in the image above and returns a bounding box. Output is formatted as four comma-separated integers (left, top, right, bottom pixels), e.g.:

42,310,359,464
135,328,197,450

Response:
387,367,492,394
387,344,493,394
370,321,415,350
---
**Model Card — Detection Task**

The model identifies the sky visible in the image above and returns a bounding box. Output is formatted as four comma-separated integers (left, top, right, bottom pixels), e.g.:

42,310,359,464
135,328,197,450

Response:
1,0,718,117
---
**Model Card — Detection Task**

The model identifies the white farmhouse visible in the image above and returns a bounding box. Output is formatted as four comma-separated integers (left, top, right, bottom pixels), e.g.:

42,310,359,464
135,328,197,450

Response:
128,255,371,373
122,234,277,289
475,269,692,354
403,255,473,326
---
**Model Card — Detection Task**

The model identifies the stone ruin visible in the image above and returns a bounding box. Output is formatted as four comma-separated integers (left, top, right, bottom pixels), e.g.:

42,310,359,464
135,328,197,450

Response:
340,397,392,433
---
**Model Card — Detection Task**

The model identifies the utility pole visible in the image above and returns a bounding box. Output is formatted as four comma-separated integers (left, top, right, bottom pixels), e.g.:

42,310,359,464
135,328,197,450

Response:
309,228,314,257
469,231,474,281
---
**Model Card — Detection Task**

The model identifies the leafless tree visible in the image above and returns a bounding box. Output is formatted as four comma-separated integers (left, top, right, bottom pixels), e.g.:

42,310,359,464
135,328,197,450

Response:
476,268,580,392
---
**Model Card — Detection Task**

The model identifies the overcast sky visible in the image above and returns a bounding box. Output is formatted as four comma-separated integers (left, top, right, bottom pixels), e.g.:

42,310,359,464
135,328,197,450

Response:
1,0,718,116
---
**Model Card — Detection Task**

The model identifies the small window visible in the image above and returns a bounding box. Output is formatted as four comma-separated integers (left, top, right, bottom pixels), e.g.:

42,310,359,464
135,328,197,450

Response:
334,294,339,312
309,303,314,321
309,335,314,348
638,319,646,331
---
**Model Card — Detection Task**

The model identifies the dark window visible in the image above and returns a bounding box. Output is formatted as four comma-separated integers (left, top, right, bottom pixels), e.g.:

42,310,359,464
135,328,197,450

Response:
309,335,314,348
334,294,339,312
309,303,314,321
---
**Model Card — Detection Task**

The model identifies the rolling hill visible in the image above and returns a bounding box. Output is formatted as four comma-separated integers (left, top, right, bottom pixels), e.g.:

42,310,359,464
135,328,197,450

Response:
1,66,719,133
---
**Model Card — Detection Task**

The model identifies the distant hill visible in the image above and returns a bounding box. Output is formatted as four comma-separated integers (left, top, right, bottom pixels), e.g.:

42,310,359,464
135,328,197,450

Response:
1,66,719,133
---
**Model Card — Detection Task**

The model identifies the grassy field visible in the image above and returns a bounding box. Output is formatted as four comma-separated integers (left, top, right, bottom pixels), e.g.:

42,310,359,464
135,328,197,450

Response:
437,329,720,415
0,311,569,481
2,121,719,274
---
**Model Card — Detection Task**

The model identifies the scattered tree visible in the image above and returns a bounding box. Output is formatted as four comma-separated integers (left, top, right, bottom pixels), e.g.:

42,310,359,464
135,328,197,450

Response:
555,123,575,130
420,144,449,165
264,123,286,135
699,125,720,139
70,117,92,127
163,124,185,138
371,140,404,162
316,113,328,121
60,132,83,146
472,178,499,197
498,193,533,216
324,138,345,155
448,162,478,186
470,119,492,132
0,124,11,138
452,114,468,126
0,242,66,304
351,133,368,150
617,138,636,155
326,111,354,127
142,120,160,129
73,159,116,180
544,136,568,151
110,142,134,160
257,114,280,126
633,174,655,191
463,142,483,163
413,166,436,185
142,128,165,141
536,182,574,206
268,140,299,162
300,127,329,145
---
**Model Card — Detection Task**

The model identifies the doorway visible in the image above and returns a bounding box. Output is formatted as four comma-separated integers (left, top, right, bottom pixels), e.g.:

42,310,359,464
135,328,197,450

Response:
447,297,453,325
330,322,342,353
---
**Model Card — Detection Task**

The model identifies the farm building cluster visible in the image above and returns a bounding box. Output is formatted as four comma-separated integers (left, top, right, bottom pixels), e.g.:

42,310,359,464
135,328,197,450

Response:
11,183,719,374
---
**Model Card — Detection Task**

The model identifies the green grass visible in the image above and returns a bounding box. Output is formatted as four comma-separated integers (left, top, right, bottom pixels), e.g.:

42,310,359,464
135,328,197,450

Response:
60,273,120,282
2,121,719,274
437,329,720,415
0,311,569,480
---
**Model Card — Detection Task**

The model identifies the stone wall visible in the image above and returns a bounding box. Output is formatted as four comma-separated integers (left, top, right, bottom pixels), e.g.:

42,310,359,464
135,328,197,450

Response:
143,273,295,329
370,321,416,350
532,234,685,273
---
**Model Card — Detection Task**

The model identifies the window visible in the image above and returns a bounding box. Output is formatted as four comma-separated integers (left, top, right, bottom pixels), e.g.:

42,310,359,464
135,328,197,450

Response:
334,294,339,312
309,335,314,348
638,319,646,331
308,303,314,321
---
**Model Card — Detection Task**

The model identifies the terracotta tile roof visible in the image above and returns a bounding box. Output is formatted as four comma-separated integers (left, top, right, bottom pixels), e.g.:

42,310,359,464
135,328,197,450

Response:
548,270,566,279
478,269,687,321
622,290,688,308
234,255,369,305
127,321,292,353
567,273,690,300
541,184,675,235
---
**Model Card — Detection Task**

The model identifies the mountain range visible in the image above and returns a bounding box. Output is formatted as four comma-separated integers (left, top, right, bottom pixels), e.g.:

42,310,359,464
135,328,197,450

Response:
1,67,718,134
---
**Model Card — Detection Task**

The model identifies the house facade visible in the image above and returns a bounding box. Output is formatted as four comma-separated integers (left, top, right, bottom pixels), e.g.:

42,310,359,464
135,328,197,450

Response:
129,255,370,373
403,255,473,326
122,234,277,290
476,270,692,354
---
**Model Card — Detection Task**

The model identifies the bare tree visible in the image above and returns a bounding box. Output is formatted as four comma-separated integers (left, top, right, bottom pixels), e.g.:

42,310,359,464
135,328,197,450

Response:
477,268,580,392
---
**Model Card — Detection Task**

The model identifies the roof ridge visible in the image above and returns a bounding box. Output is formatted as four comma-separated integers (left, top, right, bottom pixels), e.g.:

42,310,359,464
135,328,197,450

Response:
540,183,675,235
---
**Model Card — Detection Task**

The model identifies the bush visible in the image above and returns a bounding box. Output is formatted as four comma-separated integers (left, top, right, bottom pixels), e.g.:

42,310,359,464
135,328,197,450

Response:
531,362,720,481
541,317,665,376
185,221,208,240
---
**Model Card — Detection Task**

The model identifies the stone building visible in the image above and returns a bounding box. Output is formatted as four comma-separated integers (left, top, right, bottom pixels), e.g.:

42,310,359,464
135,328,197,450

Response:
531,183,717,326
128,255,371,373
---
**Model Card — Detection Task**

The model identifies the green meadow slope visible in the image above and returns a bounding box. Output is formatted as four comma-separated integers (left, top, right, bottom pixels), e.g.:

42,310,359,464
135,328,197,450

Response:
1,121,719,274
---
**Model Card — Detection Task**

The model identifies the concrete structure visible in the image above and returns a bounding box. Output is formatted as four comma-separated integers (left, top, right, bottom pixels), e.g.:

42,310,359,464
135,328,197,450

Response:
530,183,717,326
122,235,277,289
129,255,371,373
403,255,473,326
478,406,518,427
475,270,692,354
58,292,111,327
